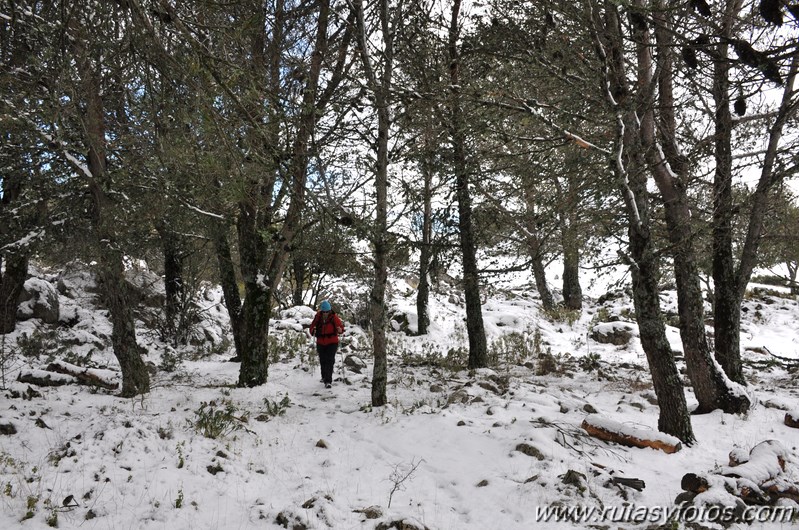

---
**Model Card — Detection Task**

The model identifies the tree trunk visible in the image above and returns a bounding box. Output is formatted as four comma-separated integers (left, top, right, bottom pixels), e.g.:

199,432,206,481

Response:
369,89,389,405
526,235,555,311
559,173,582,310
353,0,392,406
561,226,583,310
0,0,33,335
417,241,431,335
236,290,270,386
75,17,149,397
582,415,682,453
292,256,306,307
449,0,487,369
521,180,554,310
233,0,336,387
370,232,389,407
0,254,27,334
788,262,798,295
664,197,749,414
711,1,745,384
593,2,694,443
236,200,271,387
416,133,434,335
158,224,185,346
647,4,749,414
213,224,243,359
628,220,694,443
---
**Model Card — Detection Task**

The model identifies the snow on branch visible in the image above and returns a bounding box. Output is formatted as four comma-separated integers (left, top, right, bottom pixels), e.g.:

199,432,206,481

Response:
2,98,94,180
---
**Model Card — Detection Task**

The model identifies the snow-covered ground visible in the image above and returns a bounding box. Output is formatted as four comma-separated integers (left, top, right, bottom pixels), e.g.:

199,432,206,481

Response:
0,264,797,530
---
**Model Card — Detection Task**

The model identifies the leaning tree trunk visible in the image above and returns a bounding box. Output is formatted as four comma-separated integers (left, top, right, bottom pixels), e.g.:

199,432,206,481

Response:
449,0,487,369
593,2,694,443
96,243,151,397
75,18,149,397
624,166,695,444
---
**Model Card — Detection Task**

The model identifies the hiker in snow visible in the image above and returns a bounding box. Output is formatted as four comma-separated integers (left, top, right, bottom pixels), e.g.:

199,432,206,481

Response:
309,300,344,388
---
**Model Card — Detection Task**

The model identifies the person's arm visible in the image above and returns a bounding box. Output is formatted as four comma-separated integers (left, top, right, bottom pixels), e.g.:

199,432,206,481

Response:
334,315,344,335
309,314,318,336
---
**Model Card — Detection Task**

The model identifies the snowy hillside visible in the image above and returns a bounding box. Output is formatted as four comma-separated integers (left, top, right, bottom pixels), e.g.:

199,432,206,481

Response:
0,263,798,530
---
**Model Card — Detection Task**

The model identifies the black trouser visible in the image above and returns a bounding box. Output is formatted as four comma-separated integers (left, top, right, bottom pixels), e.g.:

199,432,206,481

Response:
317,343,338,384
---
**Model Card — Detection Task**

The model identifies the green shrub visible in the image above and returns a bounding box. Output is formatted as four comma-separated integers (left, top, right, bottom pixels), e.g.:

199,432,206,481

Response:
15,328,68,362
262,395,292,419
160,347,184,373
578,353,601,372
544,306,581,325
190,401,242,439
488,331,535,367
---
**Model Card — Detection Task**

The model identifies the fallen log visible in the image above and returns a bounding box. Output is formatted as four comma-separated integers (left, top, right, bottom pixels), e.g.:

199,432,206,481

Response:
46,361,119,390
762,482,799,503
610,477,645,491
720,440,786,483
681,473,710,493
580,414,682,454
680,440,798,514
18,369,76,387
590,462,646,491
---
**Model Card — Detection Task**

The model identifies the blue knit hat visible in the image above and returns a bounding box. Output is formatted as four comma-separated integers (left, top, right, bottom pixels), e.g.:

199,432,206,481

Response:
320,300,332,312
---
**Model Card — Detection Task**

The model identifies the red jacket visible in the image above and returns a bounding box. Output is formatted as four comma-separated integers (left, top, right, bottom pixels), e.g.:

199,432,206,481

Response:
310,311,344,346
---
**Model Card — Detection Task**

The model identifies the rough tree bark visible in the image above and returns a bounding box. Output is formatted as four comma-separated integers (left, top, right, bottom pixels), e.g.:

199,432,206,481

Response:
416,135,434,335
449,0,488,369
521,182,555,310
560,213,583,310
556,166,583,310
156,223,185,346
591,0,694,443
711,0,746,385
0,253,27,334
0,10,34,335
354,0,392,406
710,1,799,385
212,224,243,360
646,1,749,414
73,13,149,397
